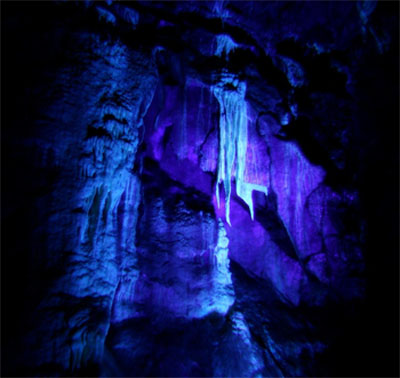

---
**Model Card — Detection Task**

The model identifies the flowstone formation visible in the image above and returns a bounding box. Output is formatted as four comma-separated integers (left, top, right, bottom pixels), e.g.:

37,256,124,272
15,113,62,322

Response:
2,1,398,377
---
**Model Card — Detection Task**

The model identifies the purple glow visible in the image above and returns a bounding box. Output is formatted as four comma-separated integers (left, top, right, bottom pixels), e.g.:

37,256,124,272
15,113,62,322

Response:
142,74,362,305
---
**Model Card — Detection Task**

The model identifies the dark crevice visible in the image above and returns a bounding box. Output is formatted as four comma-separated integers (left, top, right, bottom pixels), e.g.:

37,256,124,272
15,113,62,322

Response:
86,124,113,140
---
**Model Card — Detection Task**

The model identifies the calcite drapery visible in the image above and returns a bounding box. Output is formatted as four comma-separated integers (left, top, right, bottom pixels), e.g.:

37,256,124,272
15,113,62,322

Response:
213,35,268,225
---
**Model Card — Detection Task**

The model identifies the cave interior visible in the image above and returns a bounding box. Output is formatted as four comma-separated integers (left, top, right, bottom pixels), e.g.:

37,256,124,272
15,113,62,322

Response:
1,1,399,377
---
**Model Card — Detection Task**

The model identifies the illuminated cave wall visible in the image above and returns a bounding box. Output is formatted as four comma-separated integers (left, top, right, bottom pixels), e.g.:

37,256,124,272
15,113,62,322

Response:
2,1,398,377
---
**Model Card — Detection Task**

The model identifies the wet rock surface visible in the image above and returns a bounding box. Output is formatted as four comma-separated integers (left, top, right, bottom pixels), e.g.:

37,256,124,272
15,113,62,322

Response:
2,1,398,377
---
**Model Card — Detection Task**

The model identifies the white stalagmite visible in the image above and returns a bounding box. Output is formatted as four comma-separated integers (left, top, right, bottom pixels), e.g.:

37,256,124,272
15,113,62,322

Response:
213,37,268,225
190,219,234,318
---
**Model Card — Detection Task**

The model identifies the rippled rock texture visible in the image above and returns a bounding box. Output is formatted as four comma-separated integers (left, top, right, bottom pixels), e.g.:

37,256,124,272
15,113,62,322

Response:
2,1,398,377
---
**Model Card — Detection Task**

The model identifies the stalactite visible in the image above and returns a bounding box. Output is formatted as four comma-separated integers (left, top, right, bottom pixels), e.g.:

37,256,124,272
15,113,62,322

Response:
213,39,268,224
215,35,238,57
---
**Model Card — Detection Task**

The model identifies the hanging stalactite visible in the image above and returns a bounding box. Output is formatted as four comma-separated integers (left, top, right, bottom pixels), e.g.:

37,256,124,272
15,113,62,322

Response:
213,36,268,225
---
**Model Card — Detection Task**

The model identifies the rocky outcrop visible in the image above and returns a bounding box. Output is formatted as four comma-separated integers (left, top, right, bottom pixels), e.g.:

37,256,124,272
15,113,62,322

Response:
3,8,157,373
